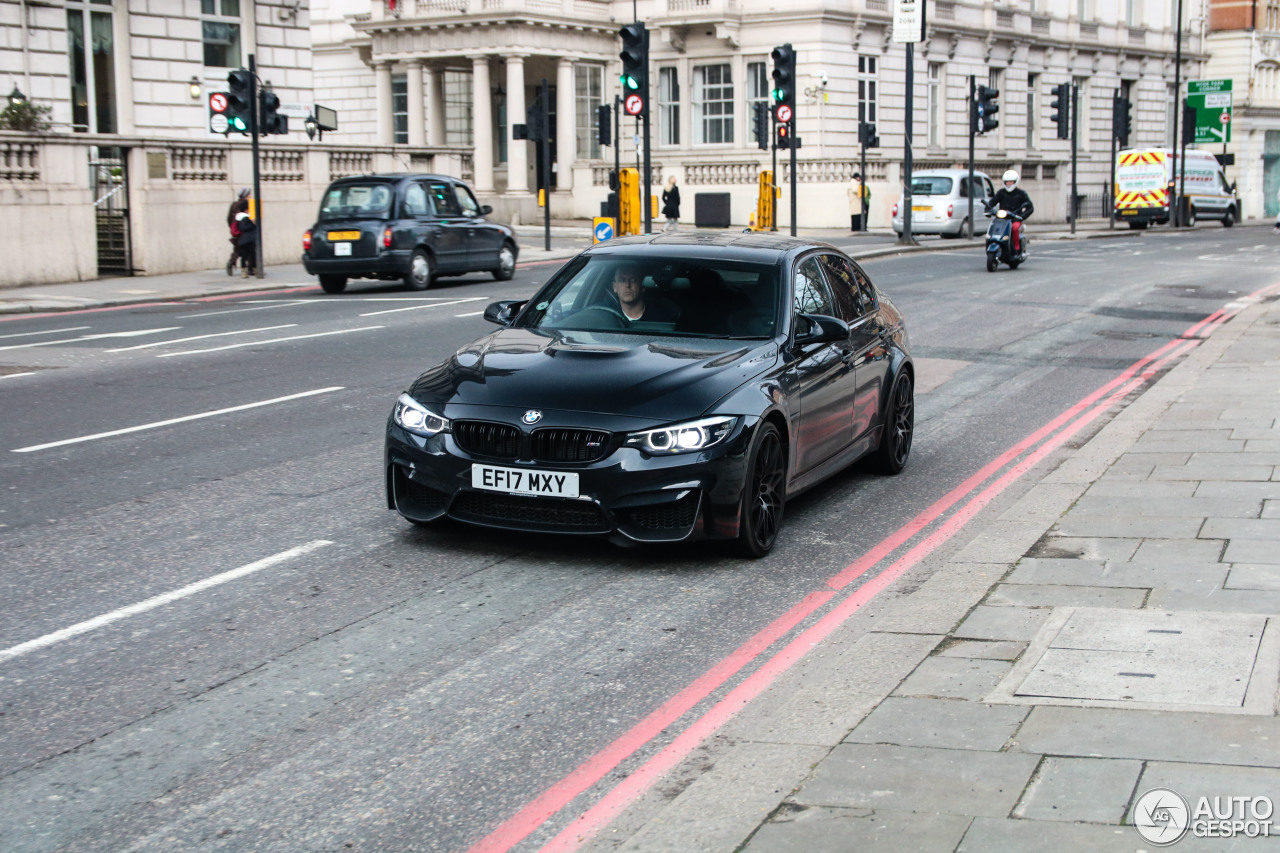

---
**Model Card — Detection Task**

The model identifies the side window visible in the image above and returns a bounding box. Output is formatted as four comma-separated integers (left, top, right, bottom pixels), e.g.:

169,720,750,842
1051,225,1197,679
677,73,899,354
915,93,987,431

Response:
454,184,480,216
983,177,995,199
403,183,428,217
851,261,878,310
818,254,865,321
793,256,836,317
425,181,462,216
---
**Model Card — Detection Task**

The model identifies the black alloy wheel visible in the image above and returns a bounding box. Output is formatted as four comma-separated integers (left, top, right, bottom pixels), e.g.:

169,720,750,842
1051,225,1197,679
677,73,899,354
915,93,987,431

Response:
733,422,786,558
319,275,347,294
872,371,914,474
492,241,517,281
405,249,435,291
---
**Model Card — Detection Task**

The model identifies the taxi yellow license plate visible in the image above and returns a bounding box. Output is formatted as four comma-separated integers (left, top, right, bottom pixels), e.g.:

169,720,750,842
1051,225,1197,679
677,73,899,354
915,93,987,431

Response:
327,231,361,241
1121,209,1137,215
472,464,579,498
911,205,930,212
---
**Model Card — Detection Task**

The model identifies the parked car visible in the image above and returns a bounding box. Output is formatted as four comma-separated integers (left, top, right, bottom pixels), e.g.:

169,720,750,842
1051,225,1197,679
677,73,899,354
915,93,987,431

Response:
302,173,518,293
891,169,995,238
384,232,914,557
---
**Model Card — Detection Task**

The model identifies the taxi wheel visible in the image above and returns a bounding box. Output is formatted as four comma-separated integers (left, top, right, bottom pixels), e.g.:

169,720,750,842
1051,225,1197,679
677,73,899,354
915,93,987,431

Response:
405,249,435,291
319,275,347,294
492,241,517,281
733,422,786,558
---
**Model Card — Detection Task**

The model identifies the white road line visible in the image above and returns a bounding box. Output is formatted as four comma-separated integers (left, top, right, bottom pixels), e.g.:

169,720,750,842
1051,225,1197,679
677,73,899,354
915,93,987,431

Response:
1,372,37,380
11,386,344,452
456,311,484,317
105,324,298,352
176,301,315,319
359,297,488,317
0,326,91,341
157,326,384,357
0,327,181,352
0,540,334,664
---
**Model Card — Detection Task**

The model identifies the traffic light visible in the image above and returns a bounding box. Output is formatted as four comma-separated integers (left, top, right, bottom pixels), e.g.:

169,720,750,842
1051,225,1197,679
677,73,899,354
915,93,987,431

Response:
976,85,999,134
597,103,611,146
259,89,286,135
776,124,791,150
1181,98,1195,145
771,44,796,125
858,121,879,148
1050,83,1070,139
753,101,769,150
526,104,546,142
619,22,649,117
226,68,253,134
1113,95,1131,147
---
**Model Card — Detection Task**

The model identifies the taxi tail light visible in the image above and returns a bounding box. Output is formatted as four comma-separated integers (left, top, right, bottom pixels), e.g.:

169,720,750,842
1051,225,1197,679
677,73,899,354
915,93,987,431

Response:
383,227,393,249
303,230,312,251
892,203,899,217
947,204,954,217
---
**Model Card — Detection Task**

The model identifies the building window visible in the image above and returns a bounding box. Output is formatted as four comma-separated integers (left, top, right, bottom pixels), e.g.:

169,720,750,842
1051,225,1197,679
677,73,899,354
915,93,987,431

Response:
575,64,603,160
747,60,768,123
202,0,241,69
444,69,473,147
1167,83,1177,147
927,62,943,147
392,74,408,144
659,67,680,146
1074,75,1089,150
857,55,877,124
1269,0,1280,31
67,1,117,133
1027,72,1038,150
694,63,734,145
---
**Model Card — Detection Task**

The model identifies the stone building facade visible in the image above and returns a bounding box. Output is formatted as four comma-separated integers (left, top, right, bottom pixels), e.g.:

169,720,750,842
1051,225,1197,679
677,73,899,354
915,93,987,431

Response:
313,0,1209,228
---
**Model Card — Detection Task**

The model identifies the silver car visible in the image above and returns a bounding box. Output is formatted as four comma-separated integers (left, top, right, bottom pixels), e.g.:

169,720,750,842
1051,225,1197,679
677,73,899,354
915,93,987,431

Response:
891,169,995,238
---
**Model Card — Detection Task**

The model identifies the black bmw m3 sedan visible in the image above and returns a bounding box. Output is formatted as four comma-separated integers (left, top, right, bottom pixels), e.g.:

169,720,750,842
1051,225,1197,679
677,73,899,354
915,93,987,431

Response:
385,232,914,557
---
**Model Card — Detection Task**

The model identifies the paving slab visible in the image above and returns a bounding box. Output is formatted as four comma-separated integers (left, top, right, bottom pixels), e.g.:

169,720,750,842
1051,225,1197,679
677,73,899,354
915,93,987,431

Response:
1053,514,1205,539
1024,537,1142,561
844,697,1028,751
1007,558,1224,591
893,656,1014,701
1130,538,1226,564
936,639,1028,661
985,583,1147,609
1226,565,1280,590
1069,495,1263,518
1223,540,1280,564
744,806,972,853
1013,756,1143,824
1083,480,1197,498
1149,587,1280,615
956,817,1157,852
867,563,1006,636
792,743,1040,817
1265,500,1280,518
1196,481,1280,500
951,521,1052,563
1202,518,1280,540
954,605,1052,641
1149,463,1275,481
1013,706,1280,767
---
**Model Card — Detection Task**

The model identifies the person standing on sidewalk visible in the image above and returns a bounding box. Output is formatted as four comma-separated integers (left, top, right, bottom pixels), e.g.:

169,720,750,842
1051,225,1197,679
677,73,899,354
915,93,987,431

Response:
1274,184,1280,234
847,173,869,232
661,176,681,231
225,188,250,275
233,199,258,278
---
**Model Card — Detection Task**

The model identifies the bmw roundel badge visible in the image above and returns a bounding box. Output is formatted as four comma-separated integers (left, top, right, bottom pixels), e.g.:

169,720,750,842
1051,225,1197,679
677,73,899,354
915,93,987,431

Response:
522,410,542,425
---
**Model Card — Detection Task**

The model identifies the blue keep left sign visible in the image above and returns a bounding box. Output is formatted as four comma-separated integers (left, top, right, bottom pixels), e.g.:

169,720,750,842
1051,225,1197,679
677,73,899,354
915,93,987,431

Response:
593,217,615,244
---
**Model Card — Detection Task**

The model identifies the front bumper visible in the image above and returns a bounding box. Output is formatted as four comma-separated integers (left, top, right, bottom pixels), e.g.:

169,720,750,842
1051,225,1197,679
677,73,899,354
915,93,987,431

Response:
385,412,757,544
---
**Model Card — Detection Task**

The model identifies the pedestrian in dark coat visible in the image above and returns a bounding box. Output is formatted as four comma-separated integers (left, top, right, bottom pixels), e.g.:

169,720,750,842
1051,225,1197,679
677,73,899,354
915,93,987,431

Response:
226,187,250,274
233,199,258,278
661,175,681,231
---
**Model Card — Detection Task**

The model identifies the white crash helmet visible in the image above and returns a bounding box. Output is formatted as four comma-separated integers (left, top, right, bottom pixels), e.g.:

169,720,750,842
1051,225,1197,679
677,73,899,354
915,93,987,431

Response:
1002,170,1019,188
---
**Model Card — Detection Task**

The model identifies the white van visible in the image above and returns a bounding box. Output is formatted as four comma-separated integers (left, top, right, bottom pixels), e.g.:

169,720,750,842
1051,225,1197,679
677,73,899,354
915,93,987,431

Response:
1114,148,1238,228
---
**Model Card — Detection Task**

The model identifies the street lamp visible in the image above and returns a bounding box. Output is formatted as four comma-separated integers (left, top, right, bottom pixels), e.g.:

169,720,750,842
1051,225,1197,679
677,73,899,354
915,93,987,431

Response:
304,112,320,141
8,85,26,107
189,76,202,100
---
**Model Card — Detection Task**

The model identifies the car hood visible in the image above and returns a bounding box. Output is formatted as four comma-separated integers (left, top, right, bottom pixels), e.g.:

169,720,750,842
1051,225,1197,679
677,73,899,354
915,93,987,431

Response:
408,328,778,421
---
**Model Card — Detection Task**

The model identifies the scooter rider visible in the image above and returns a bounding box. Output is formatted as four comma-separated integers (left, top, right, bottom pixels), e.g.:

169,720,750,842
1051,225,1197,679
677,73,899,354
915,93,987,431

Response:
992,170,1034,252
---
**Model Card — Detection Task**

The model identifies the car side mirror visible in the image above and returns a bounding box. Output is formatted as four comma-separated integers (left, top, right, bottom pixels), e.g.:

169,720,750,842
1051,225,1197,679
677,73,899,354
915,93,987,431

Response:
793,313,849,346
483,299,525,326
479,204,493,216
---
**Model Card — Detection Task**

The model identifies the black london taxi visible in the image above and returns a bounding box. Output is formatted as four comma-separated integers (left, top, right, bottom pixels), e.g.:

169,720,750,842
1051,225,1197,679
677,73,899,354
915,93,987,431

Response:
302,174,518,293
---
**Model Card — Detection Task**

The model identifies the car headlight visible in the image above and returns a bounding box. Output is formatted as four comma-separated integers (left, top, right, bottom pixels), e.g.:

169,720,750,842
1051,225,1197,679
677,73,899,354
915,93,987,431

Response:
625,416,737,455
393,393,449,437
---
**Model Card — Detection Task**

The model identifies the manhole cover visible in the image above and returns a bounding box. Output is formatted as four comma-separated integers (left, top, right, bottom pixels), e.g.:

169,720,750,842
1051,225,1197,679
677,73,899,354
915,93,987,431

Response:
990,609,1276,713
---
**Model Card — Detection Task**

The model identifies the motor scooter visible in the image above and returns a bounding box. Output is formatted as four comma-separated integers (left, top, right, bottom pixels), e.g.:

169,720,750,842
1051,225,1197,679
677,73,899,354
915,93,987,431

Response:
982,202,1027,272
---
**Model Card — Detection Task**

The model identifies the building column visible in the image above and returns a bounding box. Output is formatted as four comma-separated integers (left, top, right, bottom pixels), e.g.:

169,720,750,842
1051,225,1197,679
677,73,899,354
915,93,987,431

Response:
472,56,495,192
506,55,529,193
407,60,426,146
374,61,394,145
556,58,576,191
427,66,445,146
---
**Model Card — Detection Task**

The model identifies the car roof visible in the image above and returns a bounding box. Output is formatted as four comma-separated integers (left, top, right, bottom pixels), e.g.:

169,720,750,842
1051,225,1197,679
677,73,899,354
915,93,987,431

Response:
909,169,990,178
328,173,457,185
580,231,846,264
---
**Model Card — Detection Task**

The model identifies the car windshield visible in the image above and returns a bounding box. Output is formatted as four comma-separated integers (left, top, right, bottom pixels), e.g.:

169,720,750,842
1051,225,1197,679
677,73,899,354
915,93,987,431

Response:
319,183,394,221
516,255,781,339
910,176,953,195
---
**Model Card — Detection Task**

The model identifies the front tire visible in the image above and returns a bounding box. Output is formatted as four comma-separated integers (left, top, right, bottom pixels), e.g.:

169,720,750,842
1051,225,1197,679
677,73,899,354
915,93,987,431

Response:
872,371,915,474
492,241,517,281
1186,205,1197,227
319,275,347,294
732,422,786,558
1222,207,1236,227
404,249,434,291
986,254,998,272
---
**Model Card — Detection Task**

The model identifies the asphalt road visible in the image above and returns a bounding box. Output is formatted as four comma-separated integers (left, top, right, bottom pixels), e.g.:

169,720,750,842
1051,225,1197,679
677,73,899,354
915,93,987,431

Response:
0,227,1275,852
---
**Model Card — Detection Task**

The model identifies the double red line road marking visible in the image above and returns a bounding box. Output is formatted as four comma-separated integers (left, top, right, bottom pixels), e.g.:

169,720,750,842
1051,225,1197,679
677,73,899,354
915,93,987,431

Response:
471,282,1280,853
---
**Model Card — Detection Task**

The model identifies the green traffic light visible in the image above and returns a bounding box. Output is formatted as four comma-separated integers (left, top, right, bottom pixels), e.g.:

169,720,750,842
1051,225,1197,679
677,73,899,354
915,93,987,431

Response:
621,74,639,90
772,88,784,101
229,116,247,131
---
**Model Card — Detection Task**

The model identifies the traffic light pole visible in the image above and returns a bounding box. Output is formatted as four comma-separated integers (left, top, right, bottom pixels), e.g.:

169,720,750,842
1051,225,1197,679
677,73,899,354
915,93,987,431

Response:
860,136,868,233
1071,82,1078,236
643,104,652,235
614,95,621,223
771,110,778,232
967,75,975,240
1109,90,1118,231
249,53,263,278
789,120,797,237
901,42,916,246
541,79,551,250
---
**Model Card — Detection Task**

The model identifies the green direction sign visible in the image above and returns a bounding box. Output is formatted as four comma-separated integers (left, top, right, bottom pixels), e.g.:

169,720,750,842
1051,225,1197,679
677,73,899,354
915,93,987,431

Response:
1188,79,1232,144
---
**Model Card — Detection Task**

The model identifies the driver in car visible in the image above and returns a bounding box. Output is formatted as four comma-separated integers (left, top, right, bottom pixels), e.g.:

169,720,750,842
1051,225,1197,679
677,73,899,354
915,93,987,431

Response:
612,264,680,324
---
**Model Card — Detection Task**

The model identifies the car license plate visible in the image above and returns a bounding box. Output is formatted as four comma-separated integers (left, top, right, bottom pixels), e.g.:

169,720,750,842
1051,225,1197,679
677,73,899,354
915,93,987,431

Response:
328,231,361,241
911,205,931,212
334,242,352,256
472,464,579,498
1121,209,1137,216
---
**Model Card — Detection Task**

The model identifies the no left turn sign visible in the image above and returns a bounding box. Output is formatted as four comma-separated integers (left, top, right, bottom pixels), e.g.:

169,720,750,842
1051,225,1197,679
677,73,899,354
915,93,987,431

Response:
775,104,792,124
624,94,644,116
209,93,228,113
